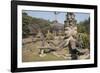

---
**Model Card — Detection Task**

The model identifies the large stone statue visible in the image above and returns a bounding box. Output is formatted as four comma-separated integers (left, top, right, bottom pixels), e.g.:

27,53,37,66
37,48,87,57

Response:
64,12,78,59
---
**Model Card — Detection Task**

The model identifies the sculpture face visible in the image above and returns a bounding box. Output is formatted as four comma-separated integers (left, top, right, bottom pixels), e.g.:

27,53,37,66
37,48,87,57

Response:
65,26,77,38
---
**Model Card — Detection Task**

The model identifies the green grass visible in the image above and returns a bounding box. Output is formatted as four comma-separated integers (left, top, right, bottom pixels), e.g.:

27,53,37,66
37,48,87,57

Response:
22,52,66,62
22,42,68,62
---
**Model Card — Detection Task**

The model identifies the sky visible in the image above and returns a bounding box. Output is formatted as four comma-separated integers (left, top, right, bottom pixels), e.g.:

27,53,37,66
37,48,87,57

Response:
23,10,90,24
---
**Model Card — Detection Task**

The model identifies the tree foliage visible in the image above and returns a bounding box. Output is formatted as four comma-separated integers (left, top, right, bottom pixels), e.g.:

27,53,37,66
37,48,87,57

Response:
77,18,90,49
77,18,90,34
22,12,51,38
78,33,90,49
22,12,33,38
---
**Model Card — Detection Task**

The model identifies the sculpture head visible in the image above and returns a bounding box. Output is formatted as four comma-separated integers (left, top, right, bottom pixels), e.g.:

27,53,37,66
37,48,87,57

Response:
64,26,77,39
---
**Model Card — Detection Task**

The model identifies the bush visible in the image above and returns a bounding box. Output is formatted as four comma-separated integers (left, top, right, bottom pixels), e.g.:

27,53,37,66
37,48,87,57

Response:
78,33,90,49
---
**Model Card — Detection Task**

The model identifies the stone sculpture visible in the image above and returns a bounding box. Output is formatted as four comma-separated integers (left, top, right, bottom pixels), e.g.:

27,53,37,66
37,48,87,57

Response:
33,12,88,59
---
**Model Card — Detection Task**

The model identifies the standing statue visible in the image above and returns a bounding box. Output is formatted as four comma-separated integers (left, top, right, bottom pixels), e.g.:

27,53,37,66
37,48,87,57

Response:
64,12,79,60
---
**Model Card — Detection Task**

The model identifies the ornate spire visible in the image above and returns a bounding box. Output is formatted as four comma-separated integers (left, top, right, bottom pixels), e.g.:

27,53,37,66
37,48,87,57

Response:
64,12,77,27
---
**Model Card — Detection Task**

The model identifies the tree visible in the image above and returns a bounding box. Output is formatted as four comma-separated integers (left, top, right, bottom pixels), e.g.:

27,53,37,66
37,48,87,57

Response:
22,12,33,38
77,18,90,34
22,12,51,38
77,18,90,49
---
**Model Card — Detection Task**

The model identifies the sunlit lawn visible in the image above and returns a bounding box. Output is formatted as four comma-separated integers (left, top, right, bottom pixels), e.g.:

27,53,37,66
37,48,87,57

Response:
22,50,66,62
